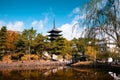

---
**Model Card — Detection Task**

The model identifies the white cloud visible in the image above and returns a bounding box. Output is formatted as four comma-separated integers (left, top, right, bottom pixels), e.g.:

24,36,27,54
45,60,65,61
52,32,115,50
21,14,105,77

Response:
0,21,5,28
59,23,82,40
59,24,72,40
31,21,38,27
31,16,48,31
7,21,24,31
59,7,85,40
73,7,80,14
59,17,82,40
0,21,24,31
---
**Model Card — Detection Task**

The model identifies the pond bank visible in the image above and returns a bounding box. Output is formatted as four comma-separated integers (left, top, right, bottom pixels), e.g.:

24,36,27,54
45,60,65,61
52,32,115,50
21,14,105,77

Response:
71,61,120,72
0,60,66,70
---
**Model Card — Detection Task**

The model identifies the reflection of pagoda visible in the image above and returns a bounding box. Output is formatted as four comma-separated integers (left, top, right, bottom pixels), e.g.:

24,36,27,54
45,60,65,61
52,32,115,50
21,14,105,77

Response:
48,20,62,42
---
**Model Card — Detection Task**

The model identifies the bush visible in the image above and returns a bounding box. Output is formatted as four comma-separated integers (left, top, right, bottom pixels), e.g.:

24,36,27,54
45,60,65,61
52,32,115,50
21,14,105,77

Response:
11,53,24,60
2,54,12,62
21,54,39,61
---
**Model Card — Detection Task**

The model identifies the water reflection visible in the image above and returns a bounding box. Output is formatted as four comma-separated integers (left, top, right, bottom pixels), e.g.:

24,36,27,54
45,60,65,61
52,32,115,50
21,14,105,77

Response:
109,72,120,80
0,66,115,80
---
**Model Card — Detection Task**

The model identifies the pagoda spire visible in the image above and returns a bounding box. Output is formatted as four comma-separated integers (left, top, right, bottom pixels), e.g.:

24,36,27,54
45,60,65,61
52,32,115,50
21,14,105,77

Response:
48,19,62,42
53,18,55,28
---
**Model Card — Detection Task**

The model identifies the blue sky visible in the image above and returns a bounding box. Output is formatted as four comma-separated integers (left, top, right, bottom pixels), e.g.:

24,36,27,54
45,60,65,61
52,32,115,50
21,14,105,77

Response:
0,0,90,40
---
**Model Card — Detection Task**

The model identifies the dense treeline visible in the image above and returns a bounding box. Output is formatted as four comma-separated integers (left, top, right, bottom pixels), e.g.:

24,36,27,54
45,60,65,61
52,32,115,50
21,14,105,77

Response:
0,26,115,61
0,26,96,61
0,26,75,61
0,26,117,60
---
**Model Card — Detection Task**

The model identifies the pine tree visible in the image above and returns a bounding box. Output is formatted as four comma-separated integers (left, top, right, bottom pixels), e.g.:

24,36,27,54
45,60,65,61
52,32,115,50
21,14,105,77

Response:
0,26,7,54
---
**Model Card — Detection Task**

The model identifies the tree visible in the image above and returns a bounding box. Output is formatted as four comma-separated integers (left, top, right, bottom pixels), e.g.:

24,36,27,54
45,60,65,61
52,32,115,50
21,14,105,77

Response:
22,27,37,60
83,0,120,48
0,26,7,55
55,37,66,55
86,46,97,61
49,37,72,60
6,30,18,51
50,38,62,55
73,38,87,53
72,38,100,61
34,34,49,57
14,34,26,53
51,37,73,59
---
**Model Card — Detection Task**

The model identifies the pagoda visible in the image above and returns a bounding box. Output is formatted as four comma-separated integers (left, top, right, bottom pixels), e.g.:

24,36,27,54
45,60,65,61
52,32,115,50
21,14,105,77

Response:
48,20,62,42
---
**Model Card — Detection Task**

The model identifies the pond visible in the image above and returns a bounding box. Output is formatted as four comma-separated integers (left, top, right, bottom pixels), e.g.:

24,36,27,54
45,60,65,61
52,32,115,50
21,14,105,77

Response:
0,66,119,80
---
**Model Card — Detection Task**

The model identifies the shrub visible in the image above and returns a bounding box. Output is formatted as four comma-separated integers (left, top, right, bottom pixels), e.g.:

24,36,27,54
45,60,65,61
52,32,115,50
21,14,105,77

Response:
11,53,24,60
21,54,39,61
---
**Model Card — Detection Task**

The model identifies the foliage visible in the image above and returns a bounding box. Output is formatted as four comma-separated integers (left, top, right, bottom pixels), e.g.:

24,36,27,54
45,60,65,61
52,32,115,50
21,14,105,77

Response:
73,38,87,53
97,53,109,61
72,38,100,61
34,34,48,55
0,26,87,61
0,26,7,54
50,37,65,55
6,30,18,51
11,53,24,60
109,52,119,60
22,27,36,46
2,54,12,62
51,37,72,56
86,46,97,61
14,34,26,53
21,54,39,61
22,27,37,55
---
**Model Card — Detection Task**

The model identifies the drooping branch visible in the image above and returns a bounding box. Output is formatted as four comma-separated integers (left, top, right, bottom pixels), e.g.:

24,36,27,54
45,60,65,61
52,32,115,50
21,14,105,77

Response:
83,0,120,48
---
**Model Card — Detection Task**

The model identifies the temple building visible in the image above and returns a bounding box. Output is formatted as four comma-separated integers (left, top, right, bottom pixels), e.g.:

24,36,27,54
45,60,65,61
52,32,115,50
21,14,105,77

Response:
48,20,62,42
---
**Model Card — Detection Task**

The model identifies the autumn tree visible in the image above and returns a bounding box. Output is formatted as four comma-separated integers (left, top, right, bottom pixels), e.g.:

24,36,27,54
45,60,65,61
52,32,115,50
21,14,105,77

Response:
6,30,18,51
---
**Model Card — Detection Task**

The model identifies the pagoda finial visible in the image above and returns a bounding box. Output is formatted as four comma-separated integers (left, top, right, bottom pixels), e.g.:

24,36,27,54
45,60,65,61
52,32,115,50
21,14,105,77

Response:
53,18,55,28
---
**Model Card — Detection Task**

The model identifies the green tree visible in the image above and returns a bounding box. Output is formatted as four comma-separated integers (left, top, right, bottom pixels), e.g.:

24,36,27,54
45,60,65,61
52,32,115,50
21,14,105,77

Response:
14,34,26,53
55,37,66,55
34,34,50,58
0,26,7,55
50,37,64,55
72,38,100,61
50,37,72,60
22,27,37,60
73,38,86,53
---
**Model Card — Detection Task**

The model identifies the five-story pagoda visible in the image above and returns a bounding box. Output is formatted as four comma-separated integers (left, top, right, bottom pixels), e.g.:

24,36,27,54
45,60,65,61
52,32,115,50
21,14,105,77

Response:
48,20,62,42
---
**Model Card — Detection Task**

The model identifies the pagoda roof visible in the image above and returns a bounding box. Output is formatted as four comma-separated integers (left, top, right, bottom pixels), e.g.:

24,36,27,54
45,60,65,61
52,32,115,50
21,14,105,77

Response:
48,33,62,37
48,27,62,33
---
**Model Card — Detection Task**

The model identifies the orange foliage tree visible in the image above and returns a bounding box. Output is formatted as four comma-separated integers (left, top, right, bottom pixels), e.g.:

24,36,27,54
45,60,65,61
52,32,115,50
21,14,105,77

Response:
85,46,97,61
6,30,19,51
